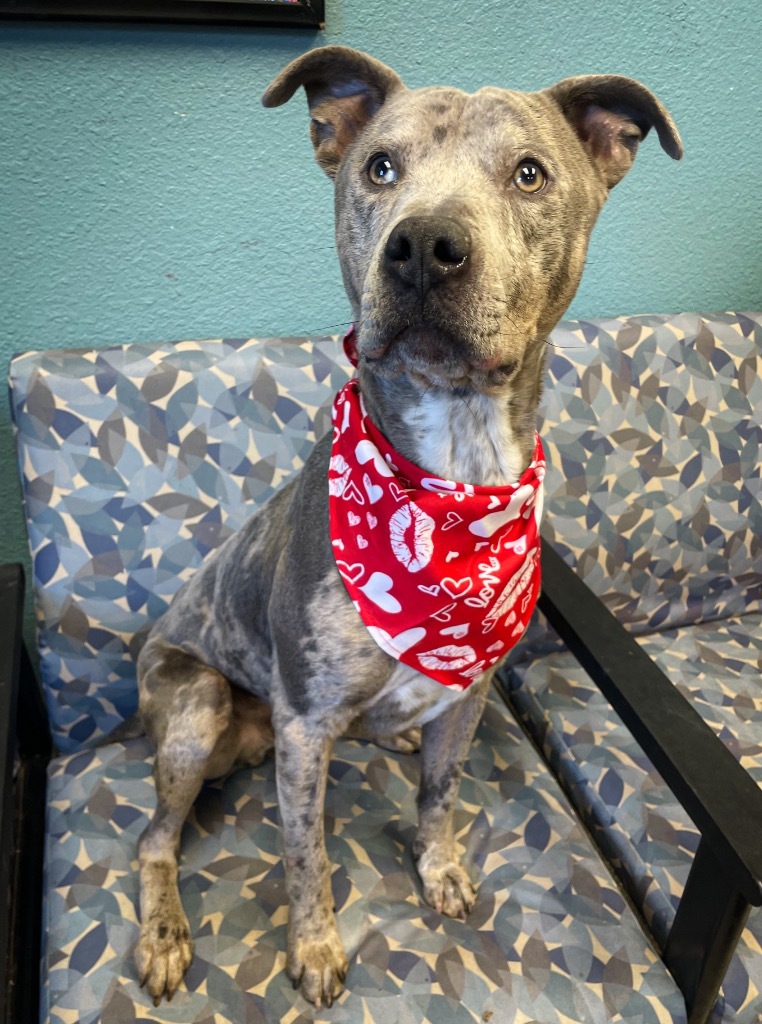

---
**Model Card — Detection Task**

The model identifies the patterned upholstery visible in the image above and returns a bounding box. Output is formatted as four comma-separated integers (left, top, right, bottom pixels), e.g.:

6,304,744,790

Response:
8,312,761,1022
538,312,761,632
10,336,352,752
501,312,762,1022
43,691,686,1024
504,613,762,1023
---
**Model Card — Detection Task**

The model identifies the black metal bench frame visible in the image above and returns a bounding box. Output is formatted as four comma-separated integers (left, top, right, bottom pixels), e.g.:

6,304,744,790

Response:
2,541,760,1024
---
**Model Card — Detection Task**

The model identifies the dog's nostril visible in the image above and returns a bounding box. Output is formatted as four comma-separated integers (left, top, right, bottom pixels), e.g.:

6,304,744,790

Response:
398,237,412,261
433,236,466,265
386,231,412,263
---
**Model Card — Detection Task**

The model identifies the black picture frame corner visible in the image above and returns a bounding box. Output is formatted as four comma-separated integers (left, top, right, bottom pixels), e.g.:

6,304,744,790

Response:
0,0,325,29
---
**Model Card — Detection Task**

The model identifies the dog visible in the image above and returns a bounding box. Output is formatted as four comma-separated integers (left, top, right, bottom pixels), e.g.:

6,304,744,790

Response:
133,45,681,1009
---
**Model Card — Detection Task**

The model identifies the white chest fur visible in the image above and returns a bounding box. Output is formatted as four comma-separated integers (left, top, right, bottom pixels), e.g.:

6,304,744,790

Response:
402,389,523,487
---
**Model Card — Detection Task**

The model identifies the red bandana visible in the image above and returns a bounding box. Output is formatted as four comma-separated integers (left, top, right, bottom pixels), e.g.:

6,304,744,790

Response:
328,373,545,690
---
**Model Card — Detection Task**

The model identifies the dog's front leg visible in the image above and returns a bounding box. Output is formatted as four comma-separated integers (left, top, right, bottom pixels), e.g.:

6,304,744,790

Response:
275,712,349,1008
414,676,490,918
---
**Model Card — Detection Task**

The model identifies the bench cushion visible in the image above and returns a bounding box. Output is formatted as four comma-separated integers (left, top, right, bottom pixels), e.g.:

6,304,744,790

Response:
42,689,686,1024
10,315,759,1021
502,611,762,1023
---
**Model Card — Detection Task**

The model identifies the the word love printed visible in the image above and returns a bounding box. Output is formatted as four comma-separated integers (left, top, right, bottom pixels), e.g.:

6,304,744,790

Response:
465,555,501,610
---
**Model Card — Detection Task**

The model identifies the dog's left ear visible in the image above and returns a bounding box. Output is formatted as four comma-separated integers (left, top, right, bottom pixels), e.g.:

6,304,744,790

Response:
263,46,405,179
544,75,682,188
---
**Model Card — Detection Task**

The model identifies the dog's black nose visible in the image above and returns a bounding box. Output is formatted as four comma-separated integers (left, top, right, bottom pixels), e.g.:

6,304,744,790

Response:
384,216,471,296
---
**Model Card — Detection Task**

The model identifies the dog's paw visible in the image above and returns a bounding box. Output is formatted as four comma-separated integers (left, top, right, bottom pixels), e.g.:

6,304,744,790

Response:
287,929,349,1008
417,854,476,920
135,911,193,1005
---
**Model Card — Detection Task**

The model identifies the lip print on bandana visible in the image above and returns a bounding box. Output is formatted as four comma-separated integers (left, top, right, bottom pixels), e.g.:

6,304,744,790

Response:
389,502,435,573
418,644,477,672
328,454,351,498
329,377,544,689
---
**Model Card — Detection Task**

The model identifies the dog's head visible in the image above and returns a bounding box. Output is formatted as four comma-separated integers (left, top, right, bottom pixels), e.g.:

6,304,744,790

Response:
264,47,681,394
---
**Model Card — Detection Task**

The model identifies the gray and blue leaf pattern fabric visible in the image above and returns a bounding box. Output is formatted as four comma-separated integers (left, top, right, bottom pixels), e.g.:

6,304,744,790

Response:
503,311,762,1022
10,312,761,1022
11,336,351,751
43,692,686,1024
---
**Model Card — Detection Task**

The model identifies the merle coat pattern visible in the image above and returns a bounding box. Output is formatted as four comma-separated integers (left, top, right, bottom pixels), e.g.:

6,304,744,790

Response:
134,46,681,1009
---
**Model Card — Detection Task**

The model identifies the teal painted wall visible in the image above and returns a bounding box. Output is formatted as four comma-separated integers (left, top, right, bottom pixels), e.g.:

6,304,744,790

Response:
1,0,761,584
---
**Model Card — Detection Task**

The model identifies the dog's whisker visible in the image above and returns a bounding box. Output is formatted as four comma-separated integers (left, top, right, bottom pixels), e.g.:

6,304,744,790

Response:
416,380,435,412
490,323,590,352
308,321,356,334
454,387,479,426
543,337,591,350
302,316,374,336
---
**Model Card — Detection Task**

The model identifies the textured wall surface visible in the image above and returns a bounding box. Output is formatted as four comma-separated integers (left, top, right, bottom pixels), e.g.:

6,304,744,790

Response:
1,0,761,580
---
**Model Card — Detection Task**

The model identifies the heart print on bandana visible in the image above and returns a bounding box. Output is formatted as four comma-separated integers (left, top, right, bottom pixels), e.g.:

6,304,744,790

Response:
328,378,544,689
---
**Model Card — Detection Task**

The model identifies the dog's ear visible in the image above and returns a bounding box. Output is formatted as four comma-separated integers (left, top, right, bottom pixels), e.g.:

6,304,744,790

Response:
263,46,404,179
544,75,682,188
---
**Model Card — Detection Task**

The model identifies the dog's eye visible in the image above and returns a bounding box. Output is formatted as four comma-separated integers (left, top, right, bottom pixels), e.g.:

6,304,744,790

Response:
513,160,546,194
367,154,398,186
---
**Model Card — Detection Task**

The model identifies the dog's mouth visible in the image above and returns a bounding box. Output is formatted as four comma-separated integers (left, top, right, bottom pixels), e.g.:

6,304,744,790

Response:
363,324,517,389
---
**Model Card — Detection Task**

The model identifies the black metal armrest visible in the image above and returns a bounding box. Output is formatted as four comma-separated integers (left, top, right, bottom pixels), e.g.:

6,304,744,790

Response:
0,564,51,1024
535,537,762,1024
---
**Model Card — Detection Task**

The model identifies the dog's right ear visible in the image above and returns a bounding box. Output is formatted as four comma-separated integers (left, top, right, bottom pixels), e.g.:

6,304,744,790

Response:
262,46,404,179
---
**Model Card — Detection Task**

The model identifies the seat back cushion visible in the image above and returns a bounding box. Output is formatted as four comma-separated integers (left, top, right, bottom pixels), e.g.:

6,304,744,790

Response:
10,337,351,751
539,312,761,633
10,313,761,751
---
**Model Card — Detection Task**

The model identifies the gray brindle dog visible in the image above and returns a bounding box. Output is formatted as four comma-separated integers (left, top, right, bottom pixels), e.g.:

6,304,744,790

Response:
134,45,681,1008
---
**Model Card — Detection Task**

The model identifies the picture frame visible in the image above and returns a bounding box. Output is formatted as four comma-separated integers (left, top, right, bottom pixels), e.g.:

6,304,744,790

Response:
0,0,325,29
